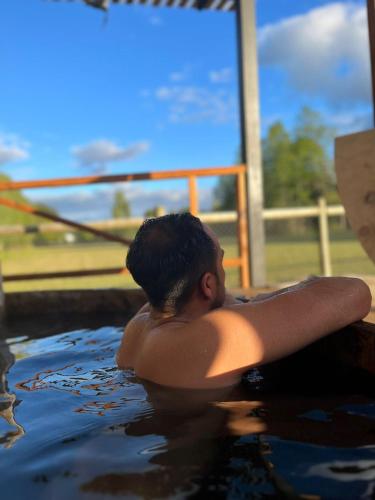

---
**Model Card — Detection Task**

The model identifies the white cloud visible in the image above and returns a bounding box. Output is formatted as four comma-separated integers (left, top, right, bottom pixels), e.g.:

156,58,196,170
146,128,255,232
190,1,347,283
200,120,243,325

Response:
209,67,232,84
259,2,372,105
71,139,150,172
155,85,236,124
0,133,29,166
149,15,163,26
328,110,373,134
170,71,186,82
169,65,192,82
32,185,214,220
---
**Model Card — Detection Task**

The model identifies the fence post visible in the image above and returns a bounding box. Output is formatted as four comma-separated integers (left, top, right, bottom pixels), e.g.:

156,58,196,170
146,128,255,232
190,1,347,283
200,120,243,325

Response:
236,172,250,288
188,176,199,215
318,197,332,277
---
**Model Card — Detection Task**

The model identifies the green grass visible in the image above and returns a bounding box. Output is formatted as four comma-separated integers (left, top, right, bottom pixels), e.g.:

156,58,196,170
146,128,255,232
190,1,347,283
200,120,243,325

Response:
0,238,373,293
265,240,374,283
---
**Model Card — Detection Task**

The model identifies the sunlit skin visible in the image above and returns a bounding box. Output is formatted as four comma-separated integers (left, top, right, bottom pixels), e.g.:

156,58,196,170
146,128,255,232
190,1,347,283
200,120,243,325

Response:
116,224,372,389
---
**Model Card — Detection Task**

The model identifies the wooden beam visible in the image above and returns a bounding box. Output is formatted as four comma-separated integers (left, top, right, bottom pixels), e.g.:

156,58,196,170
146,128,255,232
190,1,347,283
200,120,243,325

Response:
0,165,245,191
236,171,250,288
3,267,128,282
236,0,266,287
188,176,199,215
0,197,133,246
3,259,241,282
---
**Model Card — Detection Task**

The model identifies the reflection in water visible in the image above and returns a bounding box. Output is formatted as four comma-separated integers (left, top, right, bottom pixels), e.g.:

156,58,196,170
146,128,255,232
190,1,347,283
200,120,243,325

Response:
0,340,25,449
0,326,373,499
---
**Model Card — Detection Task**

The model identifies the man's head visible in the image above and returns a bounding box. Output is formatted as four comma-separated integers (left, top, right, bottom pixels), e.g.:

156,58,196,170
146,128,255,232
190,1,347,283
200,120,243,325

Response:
126,213,225,316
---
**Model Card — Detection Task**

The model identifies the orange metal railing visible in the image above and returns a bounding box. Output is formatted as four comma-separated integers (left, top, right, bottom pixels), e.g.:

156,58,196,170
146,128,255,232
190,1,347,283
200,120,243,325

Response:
0,165,250,288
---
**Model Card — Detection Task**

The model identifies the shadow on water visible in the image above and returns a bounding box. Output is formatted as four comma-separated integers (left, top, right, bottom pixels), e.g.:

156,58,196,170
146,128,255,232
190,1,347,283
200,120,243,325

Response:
0,322,373,499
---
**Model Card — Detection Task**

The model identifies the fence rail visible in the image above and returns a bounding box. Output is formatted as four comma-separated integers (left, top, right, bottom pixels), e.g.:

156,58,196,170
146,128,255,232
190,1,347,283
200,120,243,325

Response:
1,196,347,283
0,165,250,287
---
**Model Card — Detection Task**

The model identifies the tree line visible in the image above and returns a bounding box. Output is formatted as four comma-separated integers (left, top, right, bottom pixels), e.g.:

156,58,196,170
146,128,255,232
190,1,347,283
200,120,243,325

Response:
214,107,340,211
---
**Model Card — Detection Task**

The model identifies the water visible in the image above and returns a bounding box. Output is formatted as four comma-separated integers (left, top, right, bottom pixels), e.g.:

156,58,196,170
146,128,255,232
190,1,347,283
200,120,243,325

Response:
0,325,374,499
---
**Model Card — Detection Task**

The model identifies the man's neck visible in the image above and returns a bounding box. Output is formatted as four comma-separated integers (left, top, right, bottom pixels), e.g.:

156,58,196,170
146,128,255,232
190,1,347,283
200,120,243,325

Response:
151,296,212,324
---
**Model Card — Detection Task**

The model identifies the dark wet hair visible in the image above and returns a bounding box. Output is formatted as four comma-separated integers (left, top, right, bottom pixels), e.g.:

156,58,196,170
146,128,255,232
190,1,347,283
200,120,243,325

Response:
126,213,217,315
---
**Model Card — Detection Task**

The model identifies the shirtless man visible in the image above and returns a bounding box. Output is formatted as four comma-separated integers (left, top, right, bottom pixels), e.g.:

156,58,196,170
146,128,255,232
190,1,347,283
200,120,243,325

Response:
116,213,372,389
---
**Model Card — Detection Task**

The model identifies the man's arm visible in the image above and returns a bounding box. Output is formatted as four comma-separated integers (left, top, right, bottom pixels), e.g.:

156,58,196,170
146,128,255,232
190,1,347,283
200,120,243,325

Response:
195,277,372,378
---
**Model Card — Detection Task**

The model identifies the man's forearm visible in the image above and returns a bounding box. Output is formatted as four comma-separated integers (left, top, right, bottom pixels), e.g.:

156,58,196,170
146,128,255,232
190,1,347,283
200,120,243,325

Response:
249,276,320,304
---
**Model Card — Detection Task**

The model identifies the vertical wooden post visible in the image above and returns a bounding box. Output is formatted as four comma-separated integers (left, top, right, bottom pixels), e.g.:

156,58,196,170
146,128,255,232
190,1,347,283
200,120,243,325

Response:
236,172,250,288
236,0,266,288
188,176,199,215
367,0,375,126
318,197,332,277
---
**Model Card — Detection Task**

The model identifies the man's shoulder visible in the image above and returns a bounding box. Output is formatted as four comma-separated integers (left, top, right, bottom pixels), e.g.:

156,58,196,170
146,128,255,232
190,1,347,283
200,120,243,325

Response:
126,311,150,335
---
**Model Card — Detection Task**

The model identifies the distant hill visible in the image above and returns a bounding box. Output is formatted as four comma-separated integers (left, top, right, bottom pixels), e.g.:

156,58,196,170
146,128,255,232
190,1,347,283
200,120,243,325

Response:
0,172,57,226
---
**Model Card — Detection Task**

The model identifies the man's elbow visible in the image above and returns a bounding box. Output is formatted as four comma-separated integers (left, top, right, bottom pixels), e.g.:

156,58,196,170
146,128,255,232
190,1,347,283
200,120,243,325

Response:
351,278,372,320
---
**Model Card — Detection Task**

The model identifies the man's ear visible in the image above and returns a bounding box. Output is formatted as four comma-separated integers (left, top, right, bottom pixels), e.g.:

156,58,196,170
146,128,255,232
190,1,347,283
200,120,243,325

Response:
200,272,217,300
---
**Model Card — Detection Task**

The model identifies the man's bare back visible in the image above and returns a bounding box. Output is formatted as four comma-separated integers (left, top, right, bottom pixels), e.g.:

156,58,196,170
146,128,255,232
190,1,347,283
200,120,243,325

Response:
117,278,371,389
116,214,372,389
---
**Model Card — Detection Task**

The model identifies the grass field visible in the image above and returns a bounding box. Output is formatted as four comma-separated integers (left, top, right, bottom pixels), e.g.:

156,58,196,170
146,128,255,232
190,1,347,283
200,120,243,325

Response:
1,236,374,292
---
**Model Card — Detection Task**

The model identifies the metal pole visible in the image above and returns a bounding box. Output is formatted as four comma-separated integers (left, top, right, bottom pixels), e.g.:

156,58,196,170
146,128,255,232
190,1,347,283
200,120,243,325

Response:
367,0,375,126
236,0,266,287
318,197,332,277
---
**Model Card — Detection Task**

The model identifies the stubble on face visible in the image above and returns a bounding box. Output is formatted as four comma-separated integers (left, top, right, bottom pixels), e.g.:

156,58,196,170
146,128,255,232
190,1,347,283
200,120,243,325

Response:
203,224,226,309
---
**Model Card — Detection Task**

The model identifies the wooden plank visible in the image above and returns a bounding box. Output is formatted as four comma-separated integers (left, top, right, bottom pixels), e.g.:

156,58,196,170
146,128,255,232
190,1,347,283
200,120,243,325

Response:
0,211,241,235
0,165,246,191
3,259,240,282
318,196,332,276
223,257,242,268
367,0,375,125
3,267,129,282
263,204,345,220
335,129,375,264
236,0,266,287
236,171,250,288
0,197,133,246
188,176,199,215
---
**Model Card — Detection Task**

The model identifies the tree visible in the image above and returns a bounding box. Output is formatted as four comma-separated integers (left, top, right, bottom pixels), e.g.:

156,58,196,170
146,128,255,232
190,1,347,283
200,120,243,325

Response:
144,206,166,218
213,175,236,211
112,190,131,218
0,172,58,225
213,107,339,211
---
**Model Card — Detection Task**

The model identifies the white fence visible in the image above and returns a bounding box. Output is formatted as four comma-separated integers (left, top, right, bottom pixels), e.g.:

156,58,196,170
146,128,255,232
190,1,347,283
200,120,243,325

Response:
0,197,346,277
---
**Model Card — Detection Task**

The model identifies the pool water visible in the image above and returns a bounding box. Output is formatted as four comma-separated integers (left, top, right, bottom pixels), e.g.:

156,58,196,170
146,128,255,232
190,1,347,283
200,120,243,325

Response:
0,326,374,499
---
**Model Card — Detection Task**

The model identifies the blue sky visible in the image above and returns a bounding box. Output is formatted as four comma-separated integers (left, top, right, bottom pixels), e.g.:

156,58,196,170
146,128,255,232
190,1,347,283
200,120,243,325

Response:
0,0,372,218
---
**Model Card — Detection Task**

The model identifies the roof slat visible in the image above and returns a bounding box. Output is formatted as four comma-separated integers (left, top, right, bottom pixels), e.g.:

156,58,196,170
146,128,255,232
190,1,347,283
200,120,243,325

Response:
51,0,235,10
217,0,229,10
